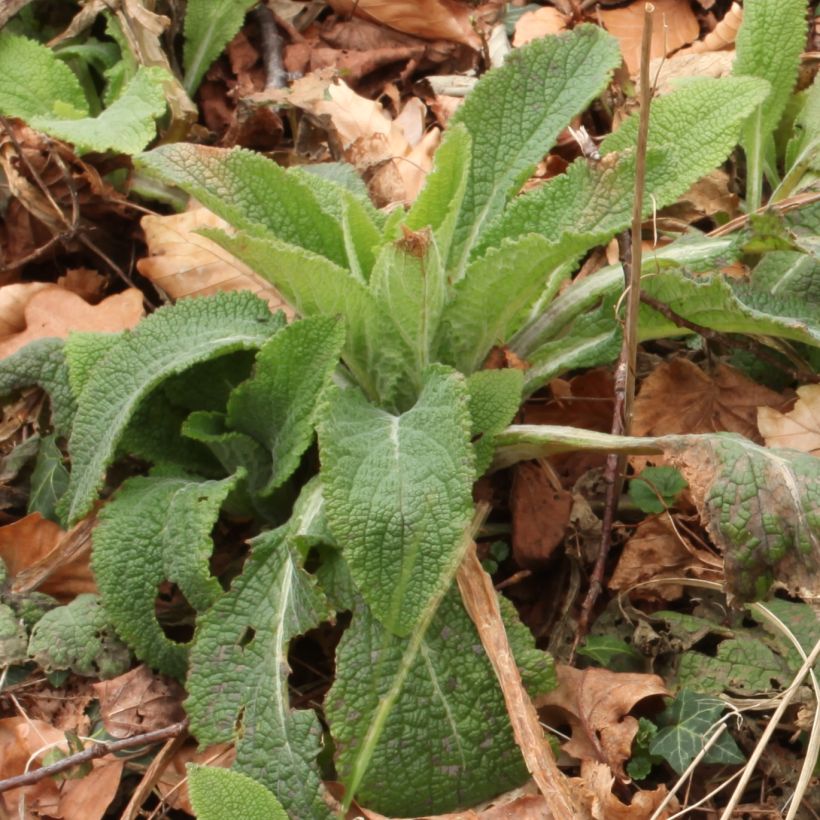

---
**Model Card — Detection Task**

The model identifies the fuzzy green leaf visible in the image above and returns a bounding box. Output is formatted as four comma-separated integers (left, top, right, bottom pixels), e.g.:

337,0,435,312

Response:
319,367,474,636
602,76,770,208
28,593,130,679
182,0,258,95
135,145,348,266
60,292,280,525
187,765,288,820
0,603,29,667
448,24,622,273
0,338,76,437
326,590,529,816
28,434,69,522
466,369,524,475
0,32,89,119
31,66,168,155
92,472,239,678
227,316,345,492
186,500,333,819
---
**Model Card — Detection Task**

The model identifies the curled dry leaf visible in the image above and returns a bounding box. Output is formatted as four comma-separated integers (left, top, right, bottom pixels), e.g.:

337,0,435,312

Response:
576,760,673,819
536,665,669,781
138,208,294,317
0,286,144,359
326,0,481,48
598,0,699,74
513,6,569,48
758,384,820,456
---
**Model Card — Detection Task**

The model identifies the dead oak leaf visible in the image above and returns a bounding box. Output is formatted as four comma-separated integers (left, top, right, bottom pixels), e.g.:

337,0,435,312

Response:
536,665,669,781
513,7,569,47
576,761,673,820
758,384,820,456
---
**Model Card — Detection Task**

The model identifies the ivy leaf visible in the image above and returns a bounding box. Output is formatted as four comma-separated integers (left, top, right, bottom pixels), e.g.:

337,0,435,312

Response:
28,593,131,679
448,24,622,273
466,369,524,475
577,636,645,673
186,493,334,820
182,0,258,95
30,66,168,155
135,145,348,267
59,292,281,525
187,765,288,820
319,366,475,636
649,690,744,774
0,338,76,437
92,472,239,678
227,316,346,492
326,590,529,816
0,32,89,119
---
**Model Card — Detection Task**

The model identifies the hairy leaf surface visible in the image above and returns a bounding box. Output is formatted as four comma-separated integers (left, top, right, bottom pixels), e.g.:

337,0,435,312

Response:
319,367,474,636
186,505,333,819
187,765,288,820
93,473,238,678
448,25,621,273
466,369,524,475
60,292,280,524
136,145,348,266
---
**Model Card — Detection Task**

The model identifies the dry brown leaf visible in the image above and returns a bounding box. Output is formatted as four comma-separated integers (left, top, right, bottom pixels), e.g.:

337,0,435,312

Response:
0,716,123,820
599,0,699,74
644,51,735,95
536,665,669,781
155,741,235,813
0,512,96,599
579,760,672,819
679,2,742,54
513,7,569,47
92,665,187,739
326,0,480,48
0,282,52,337
456,547,579,818
0,286,144,359
663,168,739,222
758,384,820,456
56,268,108,303
138,208,293,316
511,461,572,568
633,359,787,443
609,515,722,601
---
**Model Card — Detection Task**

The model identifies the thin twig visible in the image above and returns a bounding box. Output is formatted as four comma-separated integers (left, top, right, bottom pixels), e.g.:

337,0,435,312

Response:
253,5,288,90
0,720,189,793
571,3,654,658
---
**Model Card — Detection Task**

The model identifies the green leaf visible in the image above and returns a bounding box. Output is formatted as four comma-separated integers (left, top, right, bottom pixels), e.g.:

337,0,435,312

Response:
0,338,76,437
500,595,556,696
135,145,349,267
627,717,659,781
440,234,581,374
64,333,121,399
628,466,688,514
326,590,529,815
227,316,346,492
186,506,333,819
405,123,471,262
187,765,288,820
30,66,168,155
370,234,447,407
182,0,258,95
0,603,32,667
649,690,744,774
28,434,69,522
466,369,524,475
59,292,281,525
577,636,645,673
92,472,239,678
448,24,622,274
734,0,808,209
0,32,89,120
206,230,399,405
28,593,130,679
319,366,475,636
602,76,771,209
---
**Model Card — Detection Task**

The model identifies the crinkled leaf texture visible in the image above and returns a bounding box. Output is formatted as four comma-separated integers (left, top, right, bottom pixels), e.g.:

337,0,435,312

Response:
0,32,89,119
0,338,76,437
30,66,169,155
493,427,820,606
227,315,346,493
327,588,553,816
186,490,333,820
92,472,239,678
28,434,69,522
27,593,130,679
187,765,288,820
183,0,258,95
319,366,475,636
60,292,282,525
448,24,622,273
